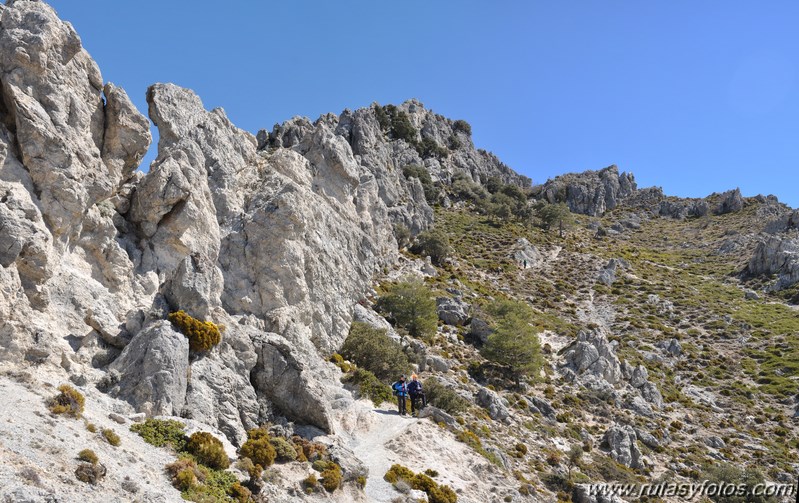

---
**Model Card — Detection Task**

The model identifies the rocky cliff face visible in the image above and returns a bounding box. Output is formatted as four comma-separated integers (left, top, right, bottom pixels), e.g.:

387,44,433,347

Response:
0,0,530,447
534,165,637,216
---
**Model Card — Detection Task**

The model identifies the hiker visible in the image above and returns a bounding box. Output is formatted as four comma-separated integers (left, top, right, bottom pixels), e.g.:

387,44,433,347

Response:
407,373,426,416
391,375,408,415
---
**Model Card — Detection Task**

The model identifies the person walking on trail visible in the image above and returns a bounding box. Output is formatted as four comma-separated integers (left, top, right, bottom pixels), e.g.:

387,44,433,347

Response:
392,375,409,416
407,374,426,416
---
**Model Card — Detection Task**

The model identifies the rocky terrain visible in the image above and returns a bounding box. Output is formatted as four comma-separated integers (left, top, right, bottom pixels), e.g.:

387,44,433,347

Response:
0,2,797,502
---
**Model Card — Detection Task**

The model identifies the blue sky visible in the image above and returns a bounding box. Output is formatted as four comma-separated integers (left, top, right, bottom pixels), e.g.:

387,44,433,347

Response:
48,1,799,207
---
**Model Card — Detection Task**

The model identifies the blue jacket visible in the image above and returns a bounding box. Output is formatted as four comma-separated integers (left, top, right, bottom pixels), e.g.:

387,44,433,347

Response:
407,380,423,395
392,381,408,397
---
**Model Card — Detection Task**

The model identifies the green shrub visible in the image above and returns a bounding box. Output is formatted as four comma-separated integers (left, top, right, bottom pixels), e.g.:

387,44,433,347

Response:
168,310,222,352
85,422,97,433
102,428,121,447
269,436,298,462
183,467,239,503
329,353,354,373
448,135,462,150
78,449,98,465
303,473,319,492
702,463,775,503
424,378,468,414
376,280,437,339
186,432,229,470
229,482,252,503
47,384,85,418
320,462,342,492
480,300,543,386
385,464,457,502
450,172,487,202
384,464,416,484
166,457,204,491
452,119,472,136
411,229,452,265
341,322,411,382
390,110,417,144
130,418,187,451
394,224,412,249
420,137,449,159
374,104,390,130
356,475,367,489
240,428,277,468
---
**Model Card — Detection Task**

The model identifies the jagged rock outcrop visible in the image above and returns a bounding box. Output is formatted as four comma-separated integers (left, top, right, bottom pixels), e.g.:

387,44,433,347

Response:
659,198,709,219
714,188,744,215
746,234,799,291
602,424,644,469
536,165,636,216
475,386,510,422
436,296,470,326
0,1,149,241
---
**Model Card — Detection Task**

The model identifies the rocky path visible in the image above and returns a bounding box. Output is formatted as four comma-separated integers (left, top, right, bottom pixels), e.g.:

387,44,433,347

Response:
344,404,416,502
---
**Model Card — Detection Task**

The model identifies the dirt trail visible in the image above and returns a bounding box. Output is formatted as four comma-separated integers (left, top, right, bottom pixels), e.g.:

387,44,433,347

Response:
343,404,415,502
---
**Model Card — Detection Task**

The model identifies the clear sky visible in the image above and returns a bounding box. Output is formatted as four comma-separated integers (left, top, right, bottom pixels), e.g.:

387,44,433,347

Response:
47,1,799,208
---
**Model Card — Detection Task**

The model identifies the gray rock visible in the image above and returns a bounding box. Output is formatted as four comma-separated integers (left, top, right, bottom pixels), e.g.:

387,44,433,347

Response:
0,1,149,239
573,483,628,503
424,355,451,373
536,165,636,216
468,317,493,344
657,338,682,357
352,303,401,343
529,396,556,420
513,238,543,268
109,321,189,417
417,405,457,427
746,235,799,291
705,436,726,449
744,289,760,300
564,330,622,385
714,188,744,215
634,428,661,449
475,386,510,422
328,443,369,482
602,424,644,469
109,412,126,424
436,296,470,326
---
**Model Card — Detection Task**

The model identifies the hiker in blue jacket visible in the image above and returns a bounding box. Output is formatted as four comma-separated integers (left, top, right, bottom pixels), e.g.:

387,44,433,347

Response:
407,373,426,416
391,375,408,415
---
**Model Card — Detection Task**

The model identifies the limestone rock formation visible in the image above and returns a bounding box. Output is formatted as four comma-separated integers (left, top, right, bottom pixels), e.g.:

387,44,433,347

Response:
602,424,644,469
746,234,799,291
535,165,636,216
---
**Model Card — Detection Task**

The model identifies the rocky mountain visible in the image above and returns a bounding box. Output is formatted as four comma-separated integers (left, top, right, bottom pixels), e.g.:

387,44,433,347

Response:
0,2,797,503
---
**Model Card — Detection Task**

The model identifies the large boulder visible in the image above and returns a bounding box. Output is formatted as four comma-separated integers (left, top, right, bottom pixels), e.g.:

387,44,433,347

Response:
108,321,190,416
436,296,470,326
475,386,510,422
714,188,744,215
602,424,644,469
564,330,622,385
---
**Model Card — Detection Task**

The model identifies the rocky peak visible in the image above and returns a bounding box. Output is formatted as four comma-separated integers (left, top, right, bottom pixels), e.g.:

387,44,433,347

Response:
535,164,636,216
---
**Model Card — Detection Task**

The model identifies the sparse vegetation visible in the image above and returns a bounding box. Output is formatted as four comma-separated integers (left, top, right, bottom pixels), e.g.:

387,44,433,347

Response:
102,428,121,447
130,418,187,451
186,432,230,470
47,384,85,418
168,310,222,352
424,378,469,414
345,368,394,405
384,464,457,503
240,428,277,468
78,449,98,465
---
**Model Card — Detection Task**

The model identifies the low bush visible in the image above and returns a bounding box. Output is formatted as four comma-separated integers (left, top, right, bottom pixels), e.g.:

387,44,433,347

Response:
229,482,252,503
47,384,85,418
345,368,393,405
240,428,276,468
85,422,97,433
303,473,319,493
411,229,452,265
182,468,239,503
452,119,472,136
168,310,222,352
702,463,774,503
78,449,98,465
424,378,469,414
102,428,121,447
186,432,230,470
340,322,411,382
384,464,457,502
130,418,187,451
166,457,204,491
269,436,298,462
320,462,342,492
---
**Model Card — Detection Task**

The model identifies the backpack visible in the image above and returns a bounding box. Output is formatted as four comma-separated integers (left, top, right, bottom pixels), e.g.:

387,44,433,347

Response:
391,381,401,396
